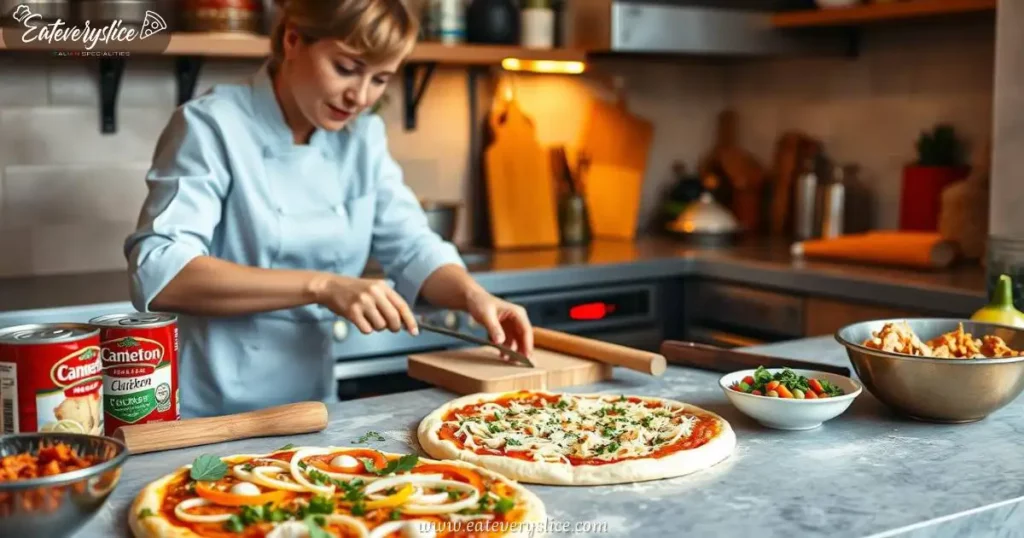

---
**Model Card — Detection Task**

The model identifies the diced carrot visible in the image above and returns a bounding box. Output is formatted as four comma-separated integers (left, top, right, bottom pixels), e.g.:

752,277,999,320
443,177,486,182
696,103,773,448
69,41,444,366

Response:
804,390,818,399
766,380,780,391
776,385,794,398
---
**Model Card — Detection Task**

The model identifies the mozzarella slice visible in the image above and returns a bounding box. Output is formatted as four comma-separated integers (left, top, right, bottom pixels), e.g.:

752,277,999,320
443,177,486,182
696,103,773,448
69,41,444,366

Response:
229,482,262,496
330,454,360,468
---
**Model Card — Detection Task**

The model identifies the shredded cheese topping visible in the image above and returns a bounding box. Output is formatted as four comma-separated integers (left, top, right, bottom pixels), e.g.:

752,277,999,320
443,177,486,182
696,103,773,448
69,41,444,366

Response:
446,394,702,463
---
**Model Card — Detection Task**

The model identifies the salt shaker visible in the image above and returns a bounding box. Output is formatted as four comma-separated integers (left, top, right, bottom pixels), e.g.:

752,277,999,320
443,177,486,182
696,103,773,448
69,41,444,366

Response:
820,165,847,239
794,155,819,240
520,0,554,49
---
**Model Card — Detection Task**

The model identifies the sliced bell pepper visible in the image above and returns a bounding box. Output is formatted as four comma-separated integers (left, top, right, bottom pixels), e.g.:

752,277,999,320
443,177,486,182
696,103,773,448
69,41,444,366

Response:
195,481,288,507
364,483,414,510
412,463,484,492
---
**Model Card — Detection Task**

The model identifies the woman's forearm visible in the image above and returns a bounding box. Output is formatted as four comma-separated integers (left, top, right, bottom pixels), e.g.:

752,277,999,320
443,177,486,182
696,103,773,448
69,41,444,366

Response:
149,256,328,316
419,264,487,310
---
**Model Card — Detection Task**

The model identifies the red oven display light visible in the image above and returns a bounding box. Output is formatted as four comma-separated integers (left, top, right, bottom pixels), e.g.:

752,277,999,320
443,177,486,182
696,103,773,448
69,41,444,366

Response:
569,302,616,321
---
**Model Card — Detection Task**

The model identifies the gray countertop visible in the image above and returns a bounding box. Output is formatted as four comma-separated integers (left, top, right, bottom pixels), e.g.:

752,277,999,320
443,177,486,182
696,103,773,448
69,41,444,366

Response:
78,337,1024,538
0,238,989,315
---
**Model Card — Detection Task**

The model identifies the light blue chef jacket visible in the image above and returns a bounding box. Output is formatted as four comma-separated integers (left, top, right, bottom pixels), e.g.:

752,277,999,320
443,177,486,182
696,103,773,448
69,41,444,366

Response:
124,64,464,418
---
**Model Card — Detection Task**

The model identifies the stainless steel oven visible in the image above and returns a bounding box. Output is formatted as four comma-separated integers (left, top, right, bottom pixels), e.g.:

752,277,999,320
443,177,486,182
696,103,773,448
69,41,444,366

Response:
683,280,804,349
331,282,668,400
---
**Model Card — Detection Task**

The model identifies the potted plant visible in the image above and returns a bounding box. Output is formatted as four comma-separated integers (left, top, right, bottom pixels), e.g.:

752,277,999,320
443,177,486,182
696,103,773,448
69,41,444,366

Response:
899,123,970,231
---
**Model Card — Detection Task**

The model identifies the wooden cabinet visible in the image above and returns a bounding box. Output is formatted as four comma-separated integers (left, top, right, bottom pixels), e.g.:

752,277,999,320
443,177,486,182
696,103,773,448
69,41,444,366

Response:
803,297,933,337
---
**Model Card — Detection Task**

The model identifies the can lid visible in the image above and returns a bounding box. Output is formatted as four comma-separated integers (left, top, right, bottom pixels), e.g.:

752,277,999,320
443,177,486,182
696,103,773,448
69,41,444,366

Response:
0,324,99,344
90,312,177,328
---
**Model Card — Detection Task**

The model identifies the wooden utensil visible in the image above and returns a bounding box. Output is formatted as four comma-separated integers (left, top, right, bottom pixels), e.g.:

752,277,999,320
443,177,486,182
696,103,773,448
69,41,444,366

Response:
533,327,666,376
578,87,653,240
483,94,560,249
660,340,852,377
112,401,329,455
792,231,957,270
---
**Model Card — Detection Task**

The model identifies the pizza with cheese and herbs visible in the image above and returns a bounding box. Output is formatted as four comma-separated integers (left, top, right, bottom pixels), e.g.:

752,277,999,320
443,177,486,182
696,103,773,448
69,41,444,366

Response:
417,390,736,486
129,446,546,538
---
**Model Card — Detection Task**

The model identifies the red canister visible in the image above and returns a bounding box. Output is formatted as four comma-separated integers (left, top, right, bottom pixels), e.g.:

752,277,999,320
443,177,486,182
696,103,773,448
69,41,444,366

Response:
0,324,103,435
90,313,179,436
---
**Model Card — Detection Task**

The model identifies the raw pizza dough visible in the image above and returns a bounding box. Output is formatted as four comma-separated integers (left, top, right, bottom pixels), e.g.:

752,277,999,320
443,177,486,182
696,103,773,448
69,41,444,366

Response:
418,390,736,486
129,446,547,538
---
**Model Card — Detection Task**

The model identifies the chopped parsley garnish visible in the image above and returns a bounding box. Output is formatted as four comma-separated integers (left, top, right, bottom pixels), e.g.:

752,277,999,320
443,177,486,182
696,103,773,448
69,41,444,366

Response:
488,423,502,434
137,508,154,519
277,443,296,451
506,438,522,446
495,497,516,514
353,431,386,444
224,514,245,533
361,454,419,476
307,495,335,515
241,463,254,472
303,514,332,538
389,508,402,520
351,501,367,516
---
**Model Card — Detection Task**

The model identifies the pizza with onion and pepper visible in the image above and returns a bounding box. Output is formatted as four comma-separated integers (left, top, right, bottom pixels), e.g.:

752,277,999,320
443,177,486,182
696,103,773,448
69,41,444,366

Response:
417,390,736,486
129,446,546,538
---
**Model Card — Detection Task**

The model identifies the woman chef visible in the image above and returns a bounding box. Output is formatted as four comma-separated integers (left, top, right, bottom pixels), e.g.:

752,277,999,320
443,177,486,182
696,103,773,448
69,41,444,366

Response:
125,0,533,418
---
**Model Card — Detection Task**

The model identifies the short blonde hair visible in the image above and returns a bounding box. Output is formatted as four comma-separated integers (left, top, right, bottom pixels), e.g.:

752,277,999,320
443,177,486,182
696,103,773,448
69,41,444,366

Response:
271,0,419,66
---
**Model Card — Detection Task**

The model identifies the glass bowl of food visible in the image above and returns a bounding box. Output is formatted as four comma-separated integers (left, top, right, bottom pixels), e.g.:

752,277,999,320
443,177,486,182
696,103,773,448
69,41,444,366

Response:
835,319,1024,423
0,433,128,538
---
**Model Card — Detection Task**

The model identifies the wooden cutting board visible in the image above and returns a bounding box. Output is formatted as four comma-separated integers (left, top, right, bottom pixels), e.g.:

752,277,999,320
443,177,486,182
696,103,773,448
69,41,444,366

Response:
408,347,613,395
578,96,654,240
484,99,560,249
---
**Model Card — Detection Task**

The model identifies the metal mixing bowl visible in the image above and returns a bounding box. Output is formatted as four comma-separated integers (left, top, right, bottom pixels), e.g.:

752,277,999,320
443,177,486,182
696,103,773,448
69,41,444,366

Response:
835,318,1024,423
0,433,128,538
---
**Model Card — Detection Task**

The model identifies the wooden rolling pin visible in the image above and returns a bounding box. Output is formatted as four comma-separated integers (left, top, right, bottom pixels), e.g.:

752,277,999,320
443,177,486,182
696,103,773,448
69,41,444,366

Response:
533,327,667,376
113,401,329,455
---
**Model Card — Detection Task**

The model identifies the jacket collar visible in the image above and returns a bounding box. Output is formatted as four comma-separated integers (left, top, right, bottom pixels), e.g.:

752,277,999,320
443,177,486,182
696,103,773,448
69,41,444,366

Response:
250,62,336,155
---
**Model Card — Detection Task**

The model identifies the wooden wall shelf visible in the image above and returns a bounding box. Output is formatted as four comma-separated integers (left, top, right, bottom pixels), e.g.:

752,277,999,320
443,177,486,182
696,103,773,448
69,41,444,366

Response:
771,0,996,28
0,31,587,64
0,31,586,133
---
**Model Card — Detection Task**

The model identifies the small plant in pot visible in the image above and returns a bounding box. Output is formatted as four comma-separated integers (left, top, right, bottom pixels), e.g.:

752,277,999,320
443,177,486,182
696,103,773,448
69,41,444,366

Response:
899,123,970,231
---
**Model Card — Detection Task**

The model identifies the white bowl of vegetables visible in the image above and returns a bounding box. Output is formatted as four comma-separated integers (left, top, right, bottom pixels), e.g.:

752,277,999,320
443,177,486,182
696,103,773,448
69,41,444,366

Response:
719,367,862,430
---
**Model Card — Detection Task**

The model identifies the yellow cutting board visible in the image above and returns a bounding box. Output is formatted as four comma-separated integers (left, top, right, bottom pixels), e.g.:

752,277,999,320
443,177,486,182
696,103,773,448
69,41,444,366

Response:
484,100,560,249
408,347,613,395
578,97,654,240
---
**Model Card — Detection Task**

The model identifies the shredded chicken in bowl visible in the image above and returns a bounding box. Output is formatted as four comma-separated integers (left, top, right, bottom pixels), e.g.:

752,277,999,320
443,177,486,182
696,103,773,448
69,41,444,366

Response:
863,321,1021,359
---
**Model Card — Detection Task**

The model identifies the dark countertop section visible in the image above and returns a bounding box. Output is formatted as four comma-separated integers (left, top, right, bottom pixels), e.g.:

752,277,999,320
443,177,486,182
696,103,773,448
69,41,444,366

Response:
0,238,989,315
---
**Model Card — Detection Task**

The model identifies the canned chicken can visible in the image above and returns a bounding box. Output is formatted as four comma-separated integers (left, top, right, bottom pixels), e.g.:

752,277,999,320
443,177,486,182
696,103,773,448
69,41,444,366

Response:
90,313,179,436
0,323,103,435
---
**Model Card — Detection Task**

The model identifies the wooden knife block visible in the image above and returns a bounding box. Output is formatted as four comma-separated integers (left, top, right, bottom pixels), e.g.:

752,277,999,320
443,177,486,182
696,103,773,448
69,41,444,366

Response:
407,347,613,395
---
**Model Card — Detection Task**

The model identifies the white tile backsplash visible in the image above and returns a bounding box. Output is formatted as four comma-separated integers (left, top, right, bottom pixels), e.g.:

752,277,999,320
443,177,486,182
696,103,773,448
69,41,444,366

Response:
0,57,48,107
0,18,999,277
29,222,133,275
2,164,150,228
0,106,171,166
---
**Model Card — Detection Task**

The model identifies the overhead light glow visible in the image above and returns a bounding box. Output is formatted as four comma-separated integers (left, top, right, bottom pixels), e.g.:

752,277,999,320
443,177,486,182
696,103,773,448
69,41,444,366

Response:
501,58,586,75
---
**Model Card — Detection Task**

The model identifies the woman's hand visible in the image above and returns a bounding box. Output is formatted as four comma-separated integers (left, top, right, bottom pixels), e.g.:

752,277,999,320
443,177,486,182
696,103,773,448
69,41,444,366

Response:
310,275,419,335
465,289,533,357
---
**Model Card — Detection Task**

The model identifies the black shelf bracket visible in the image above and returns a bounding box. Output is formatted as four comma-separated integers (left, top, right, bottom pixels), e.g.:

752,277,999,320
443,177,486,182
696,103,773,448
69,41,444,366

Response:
844,27,862,58
403,62,437,131
176,56,204,106
99,57,126,134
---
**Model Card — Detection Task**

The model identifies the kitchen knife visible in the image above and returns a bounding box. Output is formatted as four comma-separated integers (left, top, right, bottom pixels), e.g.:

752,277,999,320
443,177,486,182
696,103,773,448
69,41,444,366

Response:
419,322,535,368
660,340,852,377
112,401,329,455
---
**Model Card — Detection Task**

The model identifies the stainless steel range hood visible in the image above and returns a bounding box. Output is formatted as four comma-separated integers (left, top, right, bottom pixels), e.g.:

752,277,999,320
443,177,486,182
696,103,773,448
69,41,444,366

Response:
563,0,845,57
